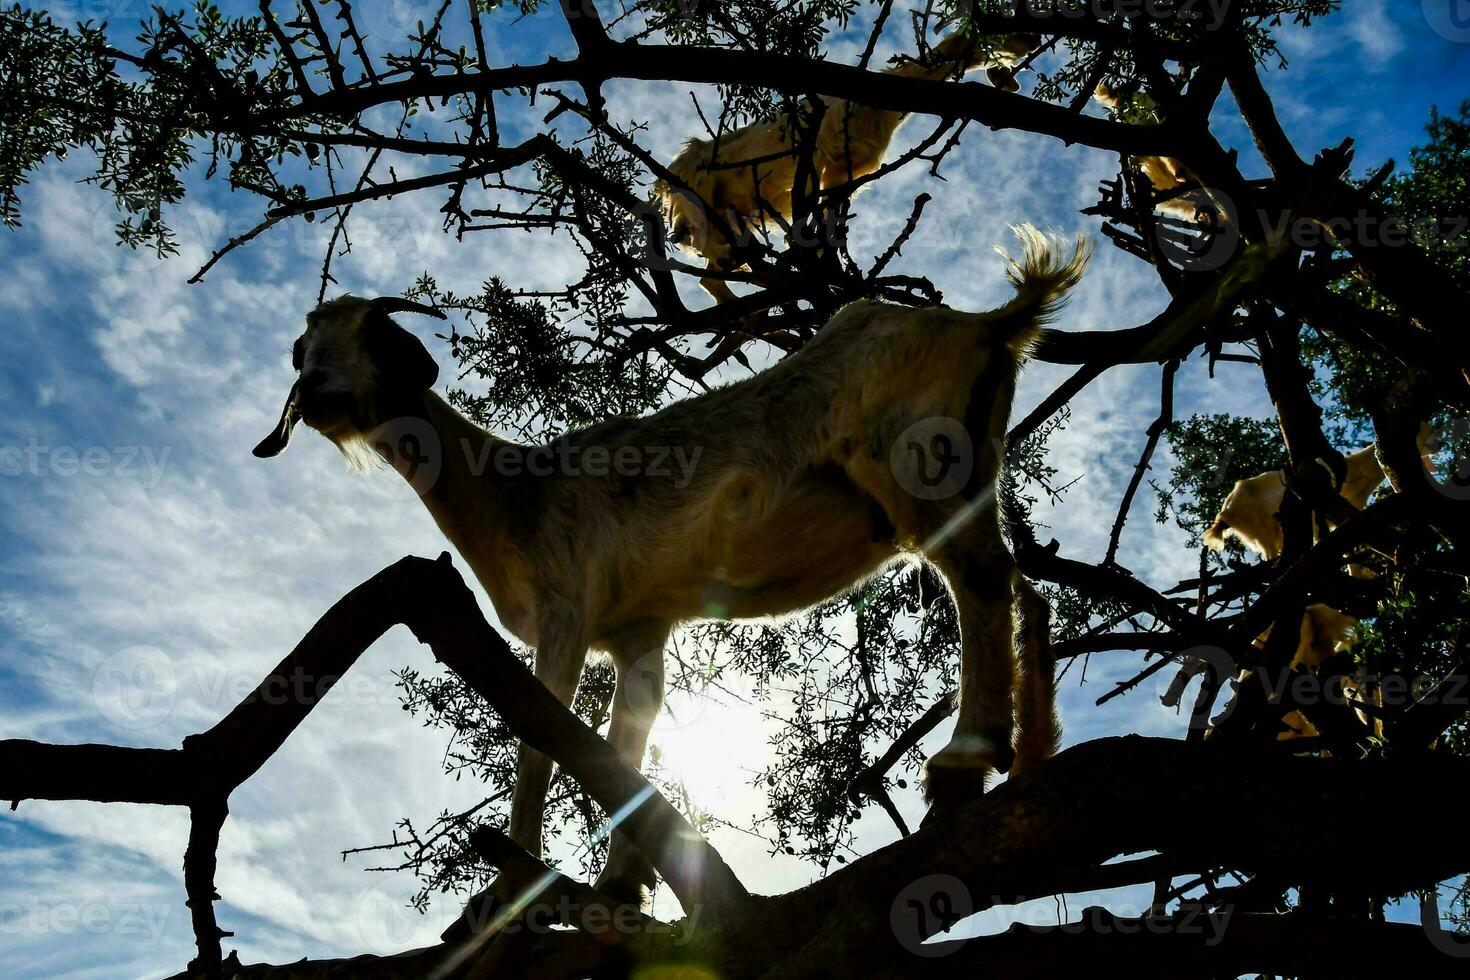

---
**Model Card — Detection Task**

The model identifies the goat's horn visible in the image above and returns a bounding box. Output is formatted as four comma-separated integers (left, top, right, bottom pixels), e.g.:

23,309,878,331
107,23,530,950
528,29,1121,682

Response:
253,379,302,458
370,297,448,320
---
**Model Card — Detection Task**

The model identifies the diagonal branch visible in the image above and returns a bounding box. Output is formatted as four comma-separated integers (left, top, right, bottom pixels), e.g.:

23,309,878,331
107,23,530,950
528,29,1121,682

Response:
0,553,746,972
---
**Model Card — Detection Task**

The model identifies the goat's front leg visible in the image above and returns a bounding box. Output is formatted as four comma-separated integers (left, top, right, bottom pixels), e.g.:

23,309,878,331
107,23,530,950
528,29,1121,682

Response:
508,613,589,859
699,258,739,305
595,620,670,909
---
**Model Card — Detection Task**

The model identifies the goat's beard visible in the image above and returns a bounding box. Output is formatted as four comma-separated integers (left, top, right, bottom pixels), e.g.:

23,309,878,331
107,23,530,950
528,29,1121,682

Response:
326,386,435,477
333,431,387,474
302,397,386,474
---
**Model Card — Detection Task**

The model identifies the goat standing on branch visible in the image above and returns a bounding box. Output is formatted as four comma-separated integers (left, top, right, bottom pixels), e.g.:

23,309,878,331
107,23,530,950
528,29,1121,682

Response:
1204,436,1432,561
1092,83,1212,222
656,31,1040,303
252,227,1087,907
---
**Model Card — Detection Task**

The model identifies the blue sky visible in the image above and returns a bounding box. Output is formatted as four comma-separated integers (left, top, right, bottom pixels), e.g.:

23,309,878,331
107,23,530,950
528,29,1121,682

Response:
1,1,1468,976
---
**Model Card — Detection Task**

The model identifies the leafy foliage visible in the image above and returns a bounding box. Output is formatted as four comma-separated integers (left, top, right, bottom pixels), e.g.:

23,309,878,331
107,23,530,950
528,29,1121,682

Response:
1303,101,1470,435
1153,413,1288,551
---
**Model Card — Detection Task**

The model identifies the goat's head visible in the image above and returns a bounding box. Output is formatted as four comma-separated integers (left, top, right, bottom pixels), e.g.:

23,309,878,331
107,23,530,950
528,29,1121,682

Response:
984,34,1042,92
253,295,445,458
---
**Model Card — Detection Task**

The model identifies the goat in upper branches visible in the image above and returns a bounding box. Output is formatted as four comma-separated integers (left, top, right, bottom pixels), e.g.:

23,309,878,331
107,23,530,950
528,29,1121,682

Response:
253,227,1087,907
1204,433,1434,564
1092,83,1214,222
655,31,1040,303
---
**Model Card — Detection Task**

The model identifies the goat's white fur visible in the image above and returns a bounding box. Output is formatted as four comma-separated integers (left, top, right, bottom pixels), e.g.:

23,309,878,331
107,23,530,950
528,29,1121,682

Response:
656,32,1038,303
259,227,1087,905
1203,444,1395,561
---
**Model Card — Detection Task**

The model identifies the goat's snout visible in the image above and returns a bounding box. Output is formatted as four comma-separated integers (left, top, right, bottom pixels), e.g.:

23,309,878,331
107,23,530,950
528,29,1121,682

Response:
987,66,1020,93
298,369,330,394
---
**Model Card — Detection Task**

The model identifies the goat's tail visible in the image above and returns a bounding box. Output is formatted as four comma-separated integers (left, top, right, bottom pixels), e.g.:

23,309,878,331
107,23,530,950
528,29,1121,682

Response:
1202,516,1231,551
988,224,1092,356
1012,574,1060,773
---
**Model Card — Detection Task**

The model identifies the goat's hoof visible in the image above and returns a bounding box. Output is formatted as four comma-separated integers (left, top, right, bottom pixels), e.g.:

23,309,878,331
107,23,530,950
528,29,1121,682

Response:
592,872,653,913
921,733,1014,810
932,731,1015,776
593,849,657,913
920,766,987,821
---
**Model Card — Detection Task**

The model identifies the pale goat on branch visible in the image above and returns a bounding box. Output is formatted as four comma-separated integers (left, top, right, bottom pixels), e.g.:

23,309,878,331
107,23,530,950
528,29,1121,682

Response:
1162,605,1379,741
1255,604,1377,742
253,227,1088,907
1093,83,1209,221
656,31,1039,303
1203,444,1397,561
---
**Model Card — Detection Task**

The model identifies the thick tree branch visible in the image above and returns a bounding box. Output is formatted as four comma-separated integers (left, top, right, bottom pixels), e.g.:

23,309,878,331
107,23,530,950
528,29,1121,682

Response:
731,736,1470,978
271,43,1177,157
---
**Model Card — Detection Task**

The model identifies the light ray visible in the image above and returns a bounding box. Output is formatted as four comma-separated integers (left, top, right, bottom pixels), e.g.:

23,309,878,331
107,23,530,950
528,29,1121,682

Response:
429,784,659,977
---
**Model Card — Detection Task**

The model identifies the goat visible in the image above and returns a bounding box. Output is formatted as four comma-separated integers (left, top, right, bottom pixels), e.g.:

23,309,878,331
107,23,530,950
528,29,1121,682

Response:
655,31,1040,303
1249,604,1379,743
1092,83,1209,221
1162,605,1377,740
254,227,1089,907
1258,604,1376,742
1203,444,1396,562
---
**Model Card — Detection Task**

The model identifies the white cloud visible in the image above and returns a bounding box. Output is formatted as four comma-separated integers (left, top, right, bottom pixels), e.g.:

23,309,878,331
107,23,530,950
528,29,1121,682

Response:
1347,0,1407,68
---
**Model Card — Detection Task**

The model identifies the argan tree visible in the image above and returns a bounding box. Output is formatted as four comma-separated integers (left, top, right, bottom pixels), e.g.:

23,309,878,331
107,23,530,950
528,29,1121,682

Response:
4,1,1470,977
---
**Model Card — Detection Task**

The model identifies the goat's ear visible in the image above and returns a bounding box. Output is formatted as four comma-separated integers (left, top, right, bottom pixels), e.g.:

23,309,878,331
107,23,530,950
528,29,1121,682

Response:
254,379,302,458
365,316,440,390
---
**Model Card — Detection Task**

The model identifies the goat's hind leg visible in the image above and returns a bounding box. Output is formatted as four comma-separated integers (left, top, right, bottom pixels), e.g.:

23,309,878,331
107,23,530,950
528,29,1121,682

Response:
922,535,1020,808
594,619,670,910
1009,576,1058,778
